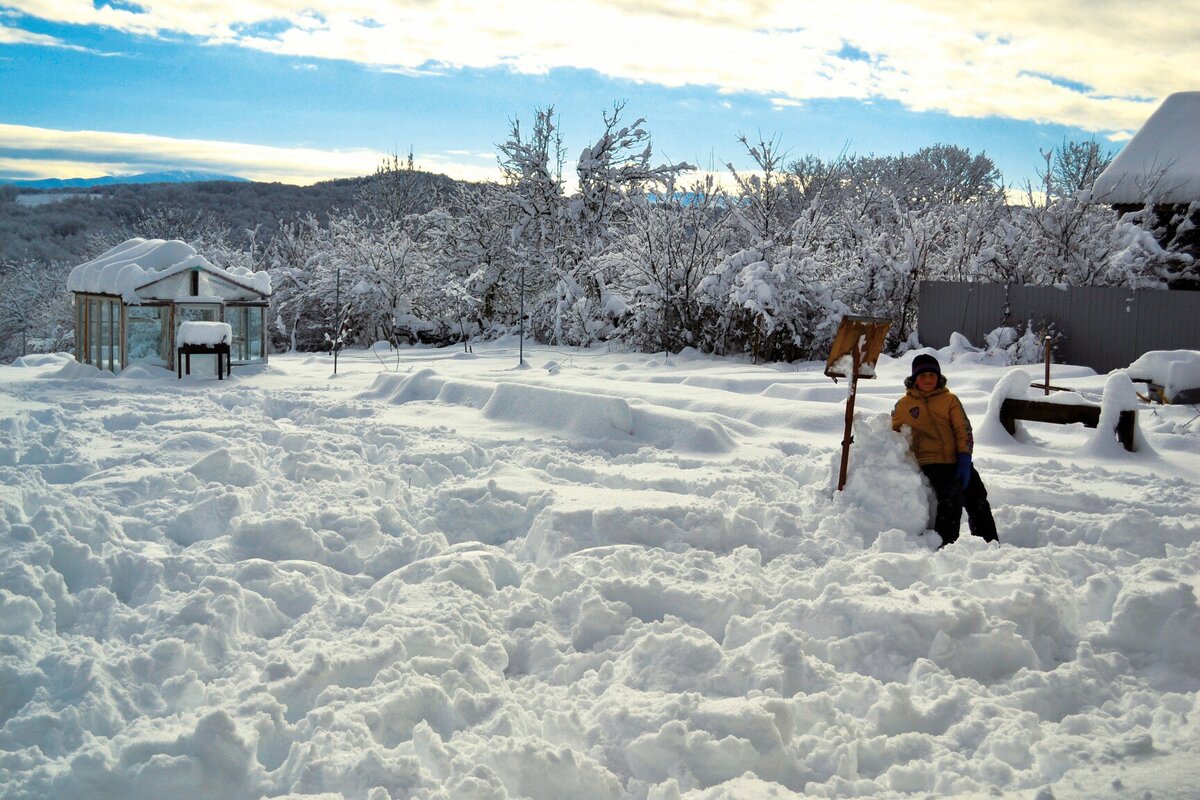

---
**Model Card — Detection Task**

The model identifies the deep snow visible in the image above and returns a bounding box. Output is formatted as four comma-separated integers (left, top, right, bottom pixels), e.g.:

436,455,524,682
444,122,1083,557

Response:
1,340,1198,800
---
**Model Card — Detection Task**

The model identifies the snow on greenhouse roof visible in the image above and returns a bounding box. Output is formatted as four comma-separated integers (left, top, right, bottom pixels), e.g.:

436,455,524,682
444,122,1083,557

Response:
1093,92,1200,206
67,238,271,302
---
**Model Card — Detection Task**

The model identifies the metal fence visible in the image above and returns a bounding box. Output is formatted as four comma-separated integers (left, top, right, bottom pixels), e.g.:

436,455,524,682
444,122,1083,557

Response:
917,281,1200,373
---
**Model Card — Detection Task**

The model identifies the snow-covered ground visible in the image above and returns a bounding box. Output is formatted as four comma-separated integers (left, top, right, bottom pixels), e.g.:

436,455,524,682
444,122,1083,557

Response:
1,340,1198,800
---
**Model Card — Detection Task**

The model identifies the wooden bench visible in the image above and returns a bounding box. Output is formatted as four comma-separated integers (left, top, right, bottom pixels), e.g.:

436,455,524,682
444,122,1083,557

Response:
177,342,232,380
999,398,1135,452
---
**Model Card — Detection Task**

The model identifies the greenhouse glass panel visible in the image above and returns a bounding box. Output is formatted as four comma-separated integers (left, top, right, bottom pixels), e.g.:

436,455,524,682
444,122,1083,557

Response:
99,299,112,371
229,306,248,361
88,297,101,368
109,300,121,371
75,299,84,362
128,306,167,365
177,305,219,324
248,307,264,361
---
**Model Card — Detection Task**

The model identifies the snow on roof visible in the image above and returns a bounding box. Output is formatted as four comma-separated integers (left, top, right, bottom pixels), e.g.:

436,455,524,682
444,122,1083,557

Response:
1092,92,1200,206
67,238,271,302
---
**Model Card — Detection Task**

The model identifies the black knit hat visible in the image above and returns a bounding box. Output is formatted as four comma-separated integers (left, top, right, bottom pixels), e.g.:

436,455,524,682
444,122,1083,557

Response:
910,354,941,378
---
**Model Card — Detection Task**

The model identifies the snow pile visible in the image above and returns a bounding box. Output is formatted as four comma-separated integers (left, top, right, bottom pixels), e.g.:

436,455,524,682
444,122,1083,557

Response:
9,353,73,368
178,321,233,346
366,369,738,454
1082,371,1154,457
1127,349,1200,402
1,342,1198,799
67,238,271,302
117,363,175,381
46,358,116,381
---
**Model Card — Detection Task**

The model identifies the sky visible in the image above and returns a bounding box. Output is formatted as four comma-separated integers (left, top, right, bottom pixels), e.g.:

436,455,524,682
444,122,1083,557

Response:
1,0,1197,189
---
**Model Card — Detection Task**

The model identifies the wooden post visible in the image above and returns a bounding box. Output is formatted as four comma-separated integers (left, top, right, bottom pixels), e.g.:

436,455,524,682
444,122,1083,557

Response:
1043,335,1051,396
837,342,863,492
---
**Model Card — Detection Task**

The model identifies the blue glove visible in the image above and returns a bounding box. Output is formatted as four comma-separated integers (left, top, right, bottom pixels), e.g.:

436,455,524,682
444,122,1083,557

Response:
956,453,972,489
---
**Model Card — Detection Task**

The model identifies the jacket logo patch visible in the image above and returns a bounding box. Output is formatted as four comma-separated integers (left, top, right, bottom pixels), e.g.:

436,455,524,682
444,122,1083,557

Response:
909,407,920,420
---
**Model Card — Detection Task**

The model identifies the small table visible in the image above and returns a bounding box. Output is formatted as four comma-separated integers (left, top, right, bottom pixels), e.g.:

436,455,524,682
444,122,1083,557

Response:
177,343,232,379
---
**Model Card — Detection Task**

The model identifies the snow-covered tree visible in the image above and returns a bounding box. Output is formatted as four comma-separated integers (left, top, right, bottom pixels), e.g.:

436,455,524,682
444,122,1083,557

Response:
265,214,328,352
428,183,519,333
498,107,568,347
0,259,73,361
610,174,731,353
999,142,1171,288
571,102,693,257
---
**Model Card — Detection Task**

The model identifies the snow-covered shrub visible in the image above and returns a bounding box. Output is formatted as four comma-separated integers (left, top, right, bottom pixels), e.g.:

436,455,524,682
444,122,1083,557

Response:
983,321,1056,366
706,247,845,362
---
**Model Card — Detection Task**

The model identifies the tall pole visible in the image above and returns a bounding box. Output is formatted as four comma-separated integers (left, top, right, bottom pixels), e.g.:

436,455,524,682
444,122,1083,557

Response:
519,263,526,367
333,266,341,375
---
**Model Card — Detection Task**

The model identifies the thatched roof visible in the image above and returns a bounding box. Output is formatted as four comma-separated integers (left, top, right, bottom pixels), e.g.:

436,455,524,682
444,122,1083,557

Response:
1093,92,1200,206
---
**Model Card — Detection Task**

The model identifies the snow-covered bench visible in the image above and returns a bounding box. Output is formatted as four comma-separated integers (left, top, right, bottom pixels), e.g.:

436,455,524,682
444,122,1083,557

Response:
176,321,233,379
999,398,1135,452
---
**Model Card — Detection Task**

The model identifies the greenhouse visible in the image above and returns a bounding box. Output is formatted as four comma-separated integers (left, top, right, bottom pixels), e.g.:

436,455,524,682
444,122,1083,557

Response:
68,238,272,374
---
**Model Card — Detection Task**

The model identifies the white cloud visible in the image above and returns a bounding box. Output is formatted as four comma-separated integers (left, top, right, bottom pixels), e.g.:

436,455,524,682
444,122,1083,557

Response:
413,152,501,183
0,156,139,180
4,0,1198,132
0,22,109,52
0,124,496,184
0,23,60,46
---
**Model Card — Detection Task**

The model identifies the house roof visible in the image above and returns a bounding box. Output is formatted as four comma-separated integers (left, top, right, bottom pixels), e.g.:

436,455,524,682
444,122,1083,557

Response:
1092,92,1200,206
67,238,272,302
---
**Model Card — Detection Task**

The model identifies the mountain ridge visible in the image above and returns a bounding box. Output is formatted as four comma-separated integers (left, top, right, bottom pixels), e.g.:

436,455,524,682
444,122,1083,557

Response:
2,170,251,189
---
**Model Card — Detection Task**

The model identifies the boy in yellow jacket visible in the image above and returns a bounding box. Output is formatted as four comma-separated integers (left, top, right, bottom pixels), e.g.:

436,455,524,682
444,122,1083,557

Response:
892,354,998,546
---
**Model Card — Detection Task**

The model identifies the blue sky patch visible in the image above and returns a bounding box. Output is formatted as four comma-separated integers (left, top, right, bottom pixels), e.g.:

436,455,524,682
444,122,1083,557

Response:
836,43,872,63
1019,71,1094,95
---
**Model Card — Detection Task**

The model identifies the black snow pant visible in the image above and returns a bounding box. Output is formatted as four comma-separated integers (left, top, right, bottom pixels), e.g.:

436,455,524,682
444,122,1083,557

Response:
921,463,998,546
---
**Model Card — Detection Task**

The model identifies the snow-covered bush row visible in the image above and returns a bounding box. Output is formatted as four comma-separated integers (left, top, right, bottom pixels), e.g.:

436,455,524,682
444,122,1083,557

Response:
255,123,1189,362
4,116,1193,364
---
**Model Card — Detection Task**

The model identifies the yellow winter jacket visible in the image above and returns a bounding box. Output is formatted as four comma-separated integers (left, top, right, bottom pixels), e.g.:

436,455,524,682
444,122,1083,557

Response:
891,380,974,466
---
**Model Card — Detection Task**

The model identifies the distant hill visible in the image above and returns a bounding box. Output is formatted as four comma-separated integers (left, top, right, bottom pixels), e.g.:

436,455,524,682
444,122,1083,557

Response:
0,169,468,265
1,170,251,189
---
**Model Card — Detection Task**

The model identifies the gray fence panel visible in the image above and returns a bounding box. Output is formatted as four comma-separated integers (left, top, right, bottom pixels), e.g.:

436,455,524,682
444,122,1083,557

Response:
918,281,1200,373
1066,287,1138,370
1136,290,1200,355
